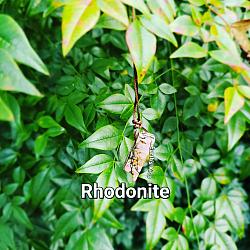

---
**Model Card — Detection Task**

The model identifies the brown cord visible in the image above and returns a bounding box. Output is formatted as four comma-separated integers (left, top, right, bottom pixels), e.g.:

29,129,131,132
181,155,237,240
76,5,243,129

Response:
133,64,141,129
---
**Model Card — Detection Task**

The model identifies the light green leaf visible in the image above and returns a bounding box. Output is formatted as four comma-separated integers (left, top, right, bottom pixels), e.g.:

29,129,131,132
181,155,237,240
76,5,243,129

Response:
80,125,120,150
161,227,178,241
96,14,126,30
99,94,131,114
65,104,88,133
201,177,217,199
227,113,246,151
76,154,114,174
162,234,189,250
131,198,157,212
142,108,159,120
121,0,150,15
159,83,177,94
204,227,237,250
119,136,133,163
53,210,81,242
216,194,244,236
154,144,173,161
97,0,128,27
94,165,117,220
0,97,14,121
146,0,176,24
140,14,177,46
170,42,207,58
37,116,62,128
62,0,100,56
170,15,199,36
0,49,42,96
224,86,244,124
146,200,166,250
0,14,48,75
237,85,250,99
126,20,156,83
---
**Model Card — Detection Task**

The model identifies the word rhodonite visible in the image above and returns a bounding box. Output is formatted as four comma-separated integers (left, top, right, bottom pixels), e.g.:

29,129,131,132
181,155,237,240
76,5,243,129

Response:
81,183,170,199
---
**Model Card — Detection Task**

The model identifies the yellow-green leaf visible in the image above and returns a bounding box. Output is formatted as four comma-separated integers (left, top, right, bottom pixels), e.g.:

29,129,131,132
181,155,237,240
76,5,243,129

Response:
0,97,14,121
62,0,100,56
121,0,150,15
237,85,250,99
224,86,244,123
97,0,128,27
126,20,156,82
170,42,207,58
140,14,177,47
0,49,42,96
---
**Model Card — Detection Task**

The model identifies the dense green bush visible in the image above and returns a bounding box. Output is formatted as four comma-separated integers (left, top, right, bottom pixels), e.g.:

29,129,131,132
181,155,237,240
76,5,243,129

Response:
0,0,250,249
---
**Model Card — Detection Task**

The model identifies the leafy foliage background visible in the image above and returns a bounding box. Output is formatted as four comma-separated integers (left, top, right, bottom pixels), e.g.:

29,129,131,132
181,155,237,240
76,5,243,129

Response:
0,0,250,249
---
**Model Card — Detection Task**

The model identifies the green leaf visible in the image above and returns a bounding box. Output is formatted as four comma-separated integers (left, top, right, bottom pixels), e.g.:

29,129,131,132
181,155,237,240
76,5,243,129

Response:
140,14,177,47
204,227,237,250
94,165,117,220
0,222,15,249
65,104,88,133
146,0,176,24
119,136,133,163
154,144,173,161
216,194,244,236
170,42,207,58
227,113,246,151
80,125,120,150
161,227,178,241
162,235,189,250
37,116,61,128
12,205,33,229
97,0,128,27
142,108,159,120
126,20,156,83
0,49,42,96
121,0,150,15
34,134,48,159
62,0,100,56
76,154,114,174
131,198,157,212
201,177,217,199
224,86,244,124
0,97,14,121
237,85,250,99
0,14,48,75
53,210,81,242
96,14,126,30
159,83,177,94
170,15,199,36
99,94,131,114
214,167,232,185
30,169,50,207
146,200,166,250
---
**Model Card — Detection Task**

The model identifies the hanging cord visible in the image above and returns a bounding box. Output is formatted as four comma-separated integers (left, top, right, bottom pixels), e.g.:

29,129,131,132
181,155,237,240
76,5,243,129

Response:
132,64,142,129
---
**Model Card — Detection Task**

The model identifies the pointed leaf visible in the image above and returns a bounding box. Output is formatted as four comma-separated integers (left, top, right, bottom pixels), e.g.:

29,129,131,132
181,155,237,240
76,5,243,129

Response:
224,86,244,123
62,0,100,56
126,20,156,82
76,154,114,174
140,15,177,47
0,49,42,96
97,0,128,27
80,125,120,150
170,42,207,58
227,113,246,151
0,14,48,75
94,166,117,220
121,0,150,15
146,200,166,250
0,97,14,121
170,15,199,36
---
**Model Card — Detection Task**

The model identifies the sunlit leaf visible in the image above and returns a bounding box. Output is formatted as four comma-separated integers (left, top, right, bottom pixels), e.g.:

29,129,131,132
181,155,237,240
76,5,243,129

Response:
62,0,100,56
170,42,207,58
126,20,156,82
